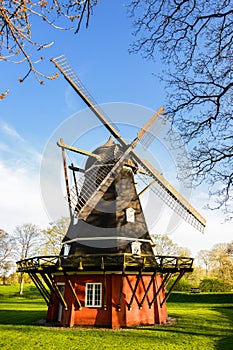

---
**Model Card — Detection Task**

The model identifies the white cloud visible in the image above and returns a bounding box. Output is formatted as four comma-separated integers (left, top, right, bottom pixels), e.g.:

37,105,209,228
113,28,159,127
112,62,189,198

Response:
65,85,82,112
0,118,42,169
0,142,11,153
0,161,49,234
0,120,24,141
0,119,49,233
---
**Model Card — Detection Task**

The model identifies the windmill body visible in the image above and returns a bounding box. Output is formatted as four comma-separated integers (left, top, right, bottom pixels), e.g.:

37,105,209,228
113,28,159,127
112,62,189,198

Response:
62,136,154,256
17,56,205,328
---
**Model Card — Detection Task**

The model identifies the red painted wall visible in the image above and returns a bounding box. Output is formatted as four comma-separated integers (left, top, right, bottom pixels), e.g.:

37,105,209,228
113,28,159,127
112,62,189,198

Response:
46,272,167,328
111,274,167,327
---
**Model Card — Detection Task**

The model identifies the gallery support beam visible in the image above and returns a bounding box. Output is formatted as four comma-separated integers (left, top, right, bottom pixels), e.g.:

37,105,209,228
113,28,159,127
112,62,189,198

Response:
160,271,186,307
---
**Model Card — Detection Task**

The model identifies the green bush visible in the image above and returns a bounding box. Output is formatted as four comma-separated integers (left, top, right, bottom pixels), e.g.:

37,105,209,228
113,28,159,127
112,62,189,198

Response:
199,277,231,292
166,276,192,292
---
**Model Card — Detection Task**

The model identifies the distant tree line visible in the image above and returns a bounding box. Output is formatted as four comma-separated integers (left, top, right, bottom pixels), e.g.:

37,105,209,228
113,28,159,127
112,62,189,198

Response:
0,217,69,293
0,223,232,293
147,233,233,292
165,240,233,293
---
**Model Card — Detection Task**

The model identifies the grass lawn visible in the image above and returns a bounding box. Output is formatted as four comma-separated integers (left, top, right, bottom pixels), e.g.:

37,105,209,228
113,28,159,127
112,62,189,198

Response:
0,285,232,350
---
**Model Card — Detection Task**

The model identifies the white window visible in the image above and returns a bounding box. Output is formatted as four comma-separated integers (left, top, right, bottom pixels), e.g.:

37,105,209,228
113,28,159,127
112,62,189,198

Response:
126,207,135,223
85,283,102,307
131,241,142,255
63,244,70,256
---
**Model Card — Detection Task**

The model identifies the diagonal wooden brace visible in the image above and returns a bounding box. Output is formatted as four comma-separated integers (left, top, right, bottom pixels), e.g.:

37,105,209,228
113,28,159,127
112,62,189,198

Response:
127,272,142,311
103,272,107,311
160,271,186,307
138,272,156,309
148,273,171,309
117,271,125,312
63,272,82,310
28,272,50,305
42,273,68,310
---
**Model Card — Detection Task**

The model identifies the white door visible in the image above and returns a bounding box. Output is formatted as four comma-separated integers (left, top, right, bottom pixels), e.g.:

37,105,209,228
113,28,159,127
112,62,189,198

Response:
57,284,65,322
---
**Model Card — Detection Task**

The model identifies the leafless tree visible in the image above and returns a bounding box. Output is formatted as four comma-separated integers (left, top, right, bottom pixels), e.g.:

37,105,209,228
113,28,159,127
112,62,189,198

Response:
197,249,212,276
0,0,97,90
128,0,233,217
0,229,14,281
13,223,41,294
0,229,11,263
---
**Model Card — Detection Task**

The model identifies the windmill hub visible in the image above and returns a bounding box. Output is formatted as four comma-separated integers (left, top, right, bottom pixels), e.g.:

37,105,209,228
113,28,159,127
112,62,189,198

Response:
85,136,138,173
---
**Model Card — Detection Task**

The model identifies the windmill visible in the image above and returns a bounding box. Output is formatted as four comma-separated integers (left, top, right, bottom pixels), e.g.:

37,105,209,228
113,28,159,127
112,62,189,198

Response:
17,56,206,328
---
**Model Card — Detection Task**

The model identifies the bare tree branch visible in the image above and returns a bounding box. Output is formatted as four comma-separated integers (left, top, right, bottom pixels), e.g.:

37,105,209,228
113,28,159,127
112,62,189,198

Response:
128,0,233,216
0,0,98,86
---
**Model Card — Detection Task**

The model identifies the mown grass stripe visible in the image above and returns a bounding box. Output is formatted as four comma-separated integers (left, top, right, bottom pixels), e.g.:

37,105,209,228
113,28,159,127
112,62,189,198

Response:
0,285,232,350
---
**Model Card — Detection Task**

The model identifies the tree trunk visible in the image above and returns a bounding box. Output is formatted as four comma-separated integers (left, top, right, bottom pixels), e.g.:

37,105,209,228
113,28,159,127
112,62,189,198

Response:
3,275,6,285
19,272,24,295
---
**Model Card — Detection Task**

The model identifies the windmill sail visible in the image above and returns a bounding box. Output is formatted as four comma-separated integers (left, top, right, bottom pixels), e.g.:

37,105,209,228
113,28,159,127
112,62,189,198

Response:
52,55,206,233
51,56,125,144
133,157,205,232
60,109,163,221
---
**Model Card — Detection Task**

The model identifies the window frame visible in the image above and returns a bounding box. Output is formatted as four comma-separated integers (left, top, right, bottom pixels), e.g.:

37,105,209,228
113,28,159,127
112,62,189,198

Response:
131,240,142,255
126,207,136,223
85,282,102,308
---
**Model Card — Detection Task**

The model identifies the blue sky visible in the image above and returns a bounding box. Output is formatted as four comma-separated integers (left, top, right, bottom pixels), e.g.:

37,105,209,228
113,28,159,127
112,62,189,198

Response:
0,1,231,256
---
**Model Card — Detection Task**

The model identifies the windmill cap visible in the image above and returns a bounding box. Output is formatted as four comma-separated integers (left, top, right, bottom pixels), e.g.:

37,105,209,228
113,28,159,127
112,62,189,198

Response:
85,136,137,170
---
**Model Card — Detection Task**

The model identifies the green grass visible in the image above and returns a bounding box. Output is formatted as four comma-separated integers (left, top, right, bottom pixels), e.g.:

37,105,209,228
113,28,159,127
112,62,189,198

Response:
0,285,233,350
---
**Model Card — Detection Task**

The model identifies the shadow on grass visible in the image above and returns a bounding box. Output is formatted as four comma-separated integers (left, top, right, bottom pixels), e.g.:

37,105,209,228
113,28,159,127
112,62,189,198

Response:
218,334,233,349
0,310,46,325
149,304,233,350
216,306,233,350
168,292,233,304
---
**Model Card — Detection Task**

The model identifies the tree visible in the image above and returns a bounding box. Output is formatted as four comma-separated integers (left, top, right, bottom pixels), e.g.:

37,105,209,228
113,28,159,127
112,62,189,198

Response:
151,233,191,257
177,247,191,258
0,229,14,283
41,216,70,255
128,0,233,217
227,241,233,256
13,223,41,294
0,0,97,88
151,233,179,255
197,249,212,276
0,229,11,264
184,265,206,288
209,242,233,285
